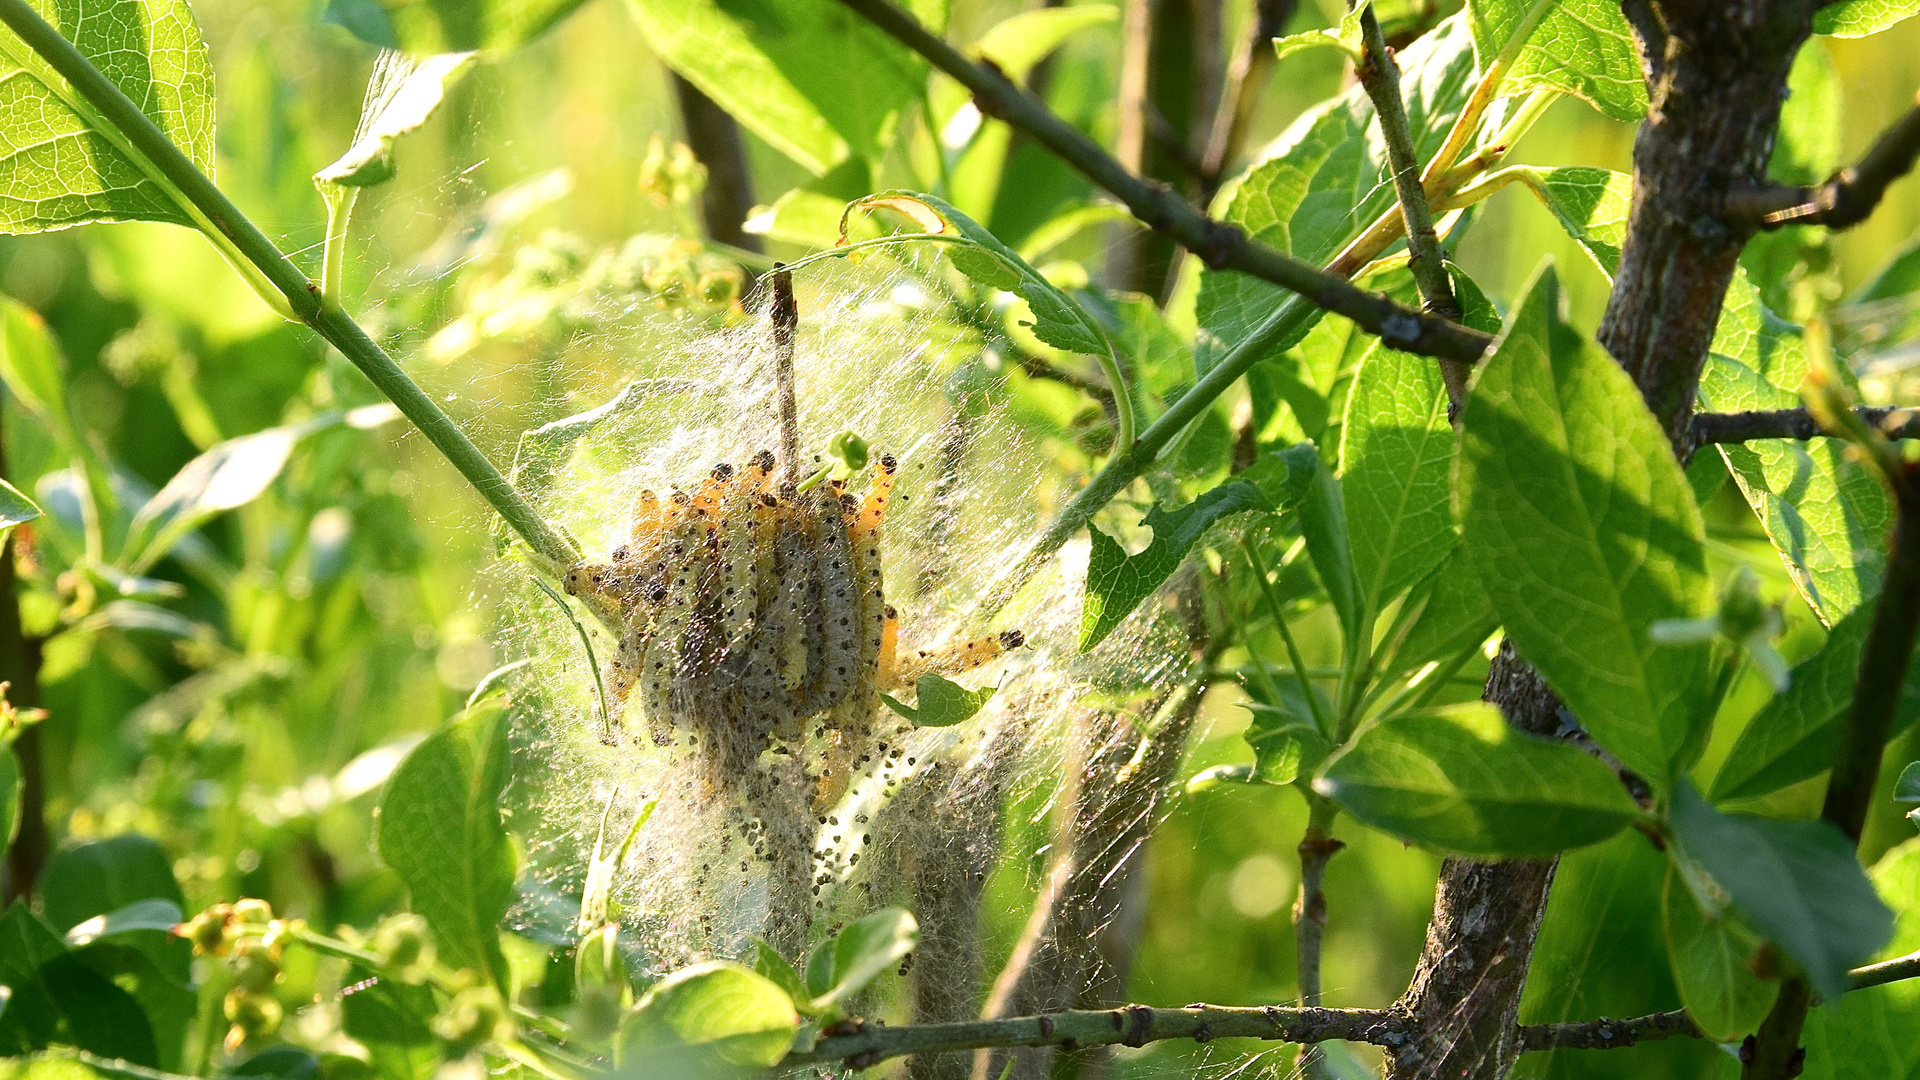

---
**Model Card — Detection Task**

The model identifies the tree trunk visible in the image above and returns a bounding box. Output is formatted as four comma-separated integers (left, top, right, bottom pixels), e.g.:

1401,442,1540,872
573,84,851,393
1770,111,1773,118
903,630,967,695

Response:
1387,5,1817,1077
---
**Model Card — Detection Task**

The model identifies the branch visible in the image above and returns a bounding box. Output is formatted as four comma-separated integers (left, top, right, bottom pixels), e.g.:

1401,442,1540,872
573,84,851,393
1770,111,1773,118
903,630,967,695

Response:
1200,0,1297,195
1851,949,1920,992
0,0,579,574
1692,406,1920,444
770,267,800,474
786,1005,1409,1069
784,946,1920,1072
1725,93,1920,231
1515,1010,1700,1052
829,0,1493,366
670,73,763,255
1350,2,1469,414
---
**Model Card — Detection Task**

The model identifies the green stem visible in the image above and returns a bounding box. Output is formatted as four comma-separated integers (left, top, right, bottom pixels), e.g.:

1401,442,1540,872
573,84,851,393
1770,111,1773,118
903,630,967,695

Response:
1241,534,1334,736
0,0,578,574
318,183,359,309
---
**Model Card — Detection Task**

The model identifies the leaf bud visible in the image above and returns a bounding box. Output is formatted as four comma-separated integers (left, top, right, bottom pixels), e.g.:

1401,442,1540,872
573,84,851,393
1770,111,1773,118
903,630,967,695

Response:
370,912,437,984
431,986,513,1054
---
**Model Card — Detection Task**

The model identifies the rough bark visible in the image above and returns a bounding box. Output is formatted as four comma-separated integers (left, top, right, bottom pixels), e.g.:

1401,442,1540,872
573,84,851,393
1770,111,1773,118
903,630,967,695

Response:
1389,6,1819,1077
1384,643,1561,1080
671,73,763,254
1601,0,1816,449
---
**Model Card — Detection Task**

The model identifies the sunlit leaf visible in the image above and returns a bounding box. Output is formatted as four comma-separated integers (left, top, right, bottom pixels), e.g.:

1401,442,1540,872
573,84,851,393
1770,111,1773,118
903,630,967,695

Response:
803,907,918,1009
0,0,214,232
1457,263,1713,783
1314,703,1642,856
316,52,476,188
625,960,800,1068
0,480,38,541
973,5,1116,84
1467,0,1647,122
1815,0,1920,36
628,0,944,174
327,0,591,52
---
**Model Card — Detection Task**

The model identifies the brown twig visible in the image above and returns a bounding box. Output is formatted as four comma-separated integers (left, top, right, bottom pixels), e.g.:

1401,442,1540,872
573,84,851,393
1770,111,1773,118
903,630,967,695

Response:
1293,796,1344,1078
1514,1010,1701,1052
1350,2,1468,416
1692,406,1920,444
769,266,800,474
829,0,1493,365
1726,94,1920,231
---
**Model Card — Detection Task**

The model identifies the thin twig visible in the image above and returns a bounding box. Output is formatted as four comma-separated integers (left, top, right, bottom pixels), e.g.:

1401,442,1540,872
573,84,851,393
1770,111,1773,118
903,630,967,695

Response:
1692,406,1920,444
0,0,578,573
1350,2,1469,415
1293,796,1343,1079
770,266,800,475
1726,93,1920,231
829,0,1492,365
787,944,1920,1072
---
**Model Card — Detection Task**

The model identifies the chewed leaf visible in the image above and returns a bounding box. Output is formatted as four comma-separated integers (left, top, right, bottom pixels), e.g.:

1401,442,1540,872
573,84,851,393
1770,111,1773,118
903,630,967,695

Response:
316,51,477,188
1079,444,1317,651
880,675,996,727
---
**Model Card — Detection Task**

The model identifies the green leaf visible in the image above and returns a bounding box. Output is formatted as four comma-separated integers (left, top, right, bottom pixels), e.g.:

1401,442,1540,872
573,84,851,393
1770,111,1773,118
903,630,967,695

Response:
0,0,215,231
1457,263,1714,783
1467,0,1647,122
38,836,186,937
803,907,918,1009
973,5,1116,84
0,902,159,1065
61,899,183,948
316,52,476,188
0,479,38,540
122,406,396,575
1898,762,1920,803
1387,550,1499,678
627,0,942,174
1525,165,1633,277
1712,606,1920,802
1815,0,1920,36
1853,229,1920,303
1337,273,1497,623
880,674,997,727
1243,702,1331,784
1298,459,1364,654
849,191,1114,359
578,795,655,934
344,0,590,51
1313,703,1642,857
0,298,66,428
375,700,516,987
625,960,801,1068
1079,445,1316,649
1662,867,1779,1041
1196,14,1477,373
746,940,813,1013
1666,783,1893,1001
1272,3,1367,63
1796,837,1920,1080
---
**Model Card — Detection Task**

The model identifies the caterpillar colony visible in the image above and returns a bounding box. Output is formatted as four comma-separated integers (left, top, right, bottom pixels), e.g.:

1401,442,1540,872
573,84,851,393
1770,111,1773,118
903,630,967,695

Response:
559,270,1024,946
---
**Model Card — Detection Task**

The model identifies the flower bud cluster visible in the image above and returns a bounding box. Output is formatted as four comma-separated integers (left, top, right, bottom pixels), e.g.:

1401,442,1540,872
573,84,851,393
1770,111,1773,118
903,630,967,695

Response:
176,898,303,1051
